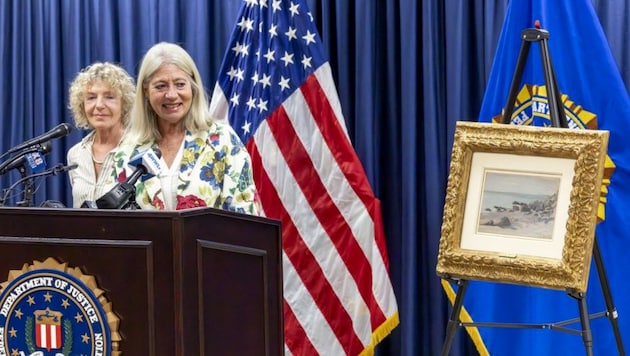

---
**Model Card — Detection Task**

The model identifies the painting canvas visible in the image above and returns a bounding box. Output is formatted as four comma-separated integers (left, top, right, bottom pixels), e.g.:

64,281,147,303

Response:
478,171,560,239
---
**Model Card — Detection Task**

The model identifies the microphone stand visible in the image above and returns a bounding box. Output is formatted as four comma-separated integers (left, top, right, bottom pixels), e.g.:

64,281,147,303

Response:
122,194,141,210
0,165,27,207
0,164,76,207
16,165,33,207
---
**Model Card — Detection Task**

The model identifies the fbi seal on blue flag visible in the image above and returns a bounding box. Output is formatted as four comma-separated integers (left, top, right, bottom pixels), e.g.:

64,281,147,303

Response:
492,84,615,221
0,258,120,356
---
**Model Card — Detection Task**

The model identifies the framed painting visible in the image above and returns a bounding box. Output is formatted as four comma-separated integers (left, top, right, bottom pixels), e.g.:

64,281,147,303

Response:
436,121,609,292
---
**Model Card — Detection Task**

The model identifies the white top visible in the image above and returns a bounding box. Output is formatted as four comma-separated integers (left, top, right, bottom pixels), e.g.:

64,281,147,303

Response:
157,140,185,210
66,131,122,208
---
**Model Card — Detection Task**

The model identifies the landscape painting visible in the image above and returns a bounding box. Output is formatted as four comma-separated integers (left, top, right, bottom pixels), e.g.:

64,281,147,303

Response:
437,122,609,291
477,170,561,239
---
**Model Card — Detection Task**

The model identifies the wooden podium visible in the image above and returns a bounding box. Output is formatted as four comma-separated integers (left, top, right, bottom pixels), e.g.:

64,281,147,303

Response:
0,206,284,355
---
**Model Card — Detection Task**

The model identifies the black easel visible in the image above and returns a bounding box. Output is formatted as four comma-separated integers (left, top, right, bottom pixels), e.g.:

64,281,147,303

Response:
440,25,625,356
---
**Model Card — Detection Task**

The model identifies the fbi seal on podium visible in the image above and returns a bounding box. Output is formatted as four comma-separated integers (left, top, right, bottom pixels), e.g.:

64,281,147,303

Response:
0,258,120,355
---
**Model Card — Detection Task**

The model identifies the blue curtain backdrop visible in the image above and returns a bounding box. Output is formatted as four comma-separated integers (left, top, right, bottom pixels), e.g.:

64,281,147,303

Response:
1,0,629,354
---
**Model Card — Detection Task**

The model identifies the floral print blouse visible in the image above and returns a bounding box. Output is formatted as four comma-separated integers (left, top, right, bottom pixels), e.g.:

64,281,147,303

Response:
112,121,260,215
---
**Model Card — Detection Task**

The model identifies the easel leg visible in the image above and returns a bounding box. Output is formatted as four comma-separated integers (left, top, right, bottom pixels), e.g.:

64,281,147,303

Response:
572,292,594,356
441,279,469,356
593,236,626,355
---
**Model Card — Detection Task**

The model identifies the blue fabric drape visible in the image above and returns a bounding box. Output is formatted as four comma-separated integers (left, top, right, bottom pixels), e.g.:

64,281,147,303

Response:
2,1,629,354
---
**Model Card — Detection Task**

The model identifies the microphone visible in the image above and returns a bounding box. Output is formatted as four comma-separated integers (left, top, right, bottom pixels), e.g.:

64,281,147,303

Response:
40,200,67,208
6,123,72,154
53,163,79,174
93,148,162,209
0,141,52,175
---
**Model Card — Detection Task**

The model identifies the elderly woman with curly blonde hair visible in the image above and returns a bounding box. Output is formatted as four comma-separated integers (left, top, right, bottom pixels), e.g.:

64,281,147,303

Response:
66,62,135,208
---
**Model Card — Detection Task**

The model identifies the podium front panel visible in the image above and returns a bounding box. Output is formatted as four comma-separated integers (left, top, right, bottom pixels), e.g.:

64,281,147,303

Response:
0,207,283,356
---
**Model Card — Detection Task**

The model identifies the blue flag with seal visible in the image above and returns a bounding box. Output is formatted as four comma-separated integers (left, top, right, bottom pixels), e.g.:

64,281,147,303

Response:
447,0,630,354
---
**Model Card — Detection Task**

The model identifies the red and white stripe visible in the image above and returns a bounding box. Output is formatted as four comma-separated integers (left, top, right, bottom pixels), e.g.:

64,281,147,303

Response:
36,323,62,351
220,63,399,355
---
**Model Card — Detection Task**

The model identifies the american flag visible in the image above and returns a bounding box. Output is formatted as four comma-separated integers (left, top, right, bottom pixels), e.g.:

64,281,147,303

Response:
209,0,399,354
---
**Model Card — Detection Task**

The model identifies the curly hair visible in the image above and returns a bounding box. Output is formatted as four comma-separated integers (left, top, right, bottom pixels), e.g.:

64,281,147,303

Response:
67,62,136,130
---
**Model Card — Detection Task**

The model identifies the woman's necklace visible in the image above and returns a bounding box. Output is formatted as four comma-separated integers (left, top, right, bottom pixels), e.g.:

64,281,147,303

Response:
92,130,122,167
92,153,105,165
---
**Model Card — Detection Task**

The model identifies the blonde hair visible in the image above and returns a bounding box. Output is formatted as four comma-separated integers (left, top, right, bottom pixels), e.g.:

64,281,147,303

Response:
67,62,135,129
129,42,212,143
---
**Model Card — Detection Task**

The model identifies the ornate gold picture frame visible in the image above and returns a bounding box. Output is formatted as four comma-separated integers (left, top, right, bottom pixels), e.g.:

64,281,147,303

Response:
436,121,609,292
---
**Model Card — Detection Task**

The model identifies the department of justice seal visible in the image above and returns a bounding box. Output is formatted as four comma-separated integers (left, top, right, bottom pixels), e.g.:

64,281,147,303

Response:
0,258,121,356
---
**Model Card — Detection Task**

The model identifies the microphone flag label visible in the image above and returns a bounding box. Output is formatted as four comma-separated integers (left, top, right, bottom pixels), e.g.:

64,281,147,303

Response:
128,149,162,180
141,151,161,176
25,152,46,173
